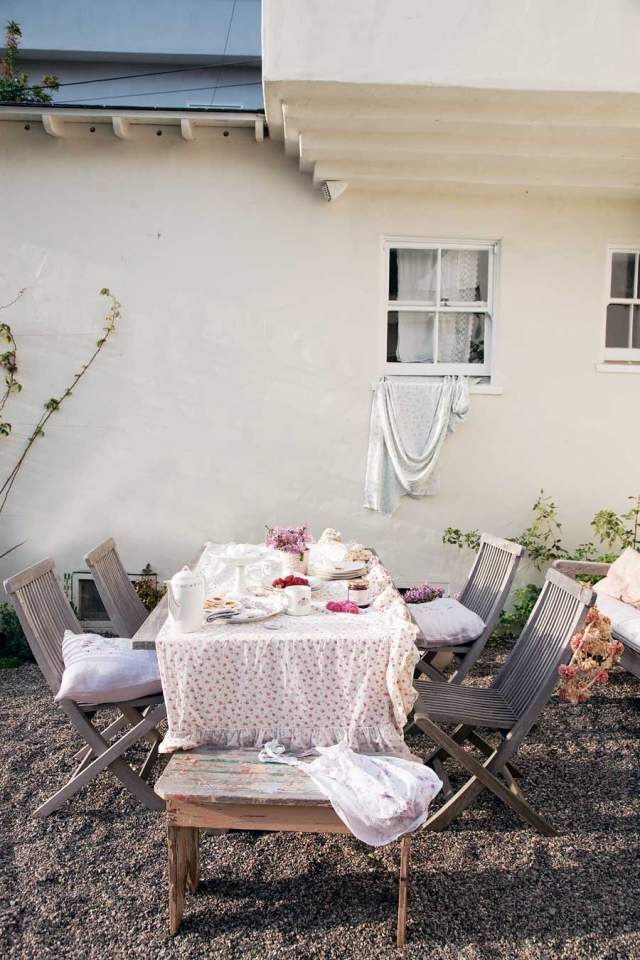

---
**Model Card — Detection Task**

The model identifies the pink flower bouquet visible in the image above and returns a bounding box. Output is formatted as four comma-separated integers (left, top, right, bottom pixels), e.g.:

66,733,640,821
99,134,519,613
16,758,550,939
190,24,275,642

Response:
558,606,624,705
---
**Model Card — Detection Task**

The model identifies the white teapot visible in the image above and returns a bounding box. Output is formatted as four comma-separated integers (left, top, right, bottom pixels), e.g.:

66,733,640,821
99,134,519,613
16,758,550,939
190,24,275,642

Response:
165,566,206,633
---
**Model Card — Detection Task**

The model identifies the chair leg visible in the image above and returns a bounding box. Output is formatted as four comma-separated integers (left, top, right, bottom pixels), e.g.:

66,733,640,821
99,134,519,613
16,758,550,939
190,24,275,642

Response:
416,715,557,837
72,714,130,761
396,834,411,950
34,702,166,817
139,739,160,782
423,724,473,766
431,757,453,799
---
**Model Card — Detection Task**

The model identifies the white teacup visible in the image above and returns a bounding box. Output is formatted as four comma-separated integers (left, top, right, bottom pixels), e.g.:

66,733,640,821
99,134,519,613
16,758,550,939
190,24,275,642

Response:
284,584,311,616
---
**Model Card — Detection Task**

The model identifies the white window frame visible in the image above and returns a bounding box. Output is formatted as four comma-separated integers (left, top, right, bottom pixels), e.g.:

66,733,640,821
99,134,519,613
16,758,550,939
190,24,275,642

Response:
383,237,499,378
603,245,640,363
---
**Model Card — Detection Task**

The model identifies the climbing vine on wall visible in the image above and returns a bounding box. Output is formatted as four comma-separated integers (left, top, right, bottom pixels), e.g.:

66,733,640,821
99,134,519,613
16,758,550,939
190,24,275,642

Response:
0,288,121,531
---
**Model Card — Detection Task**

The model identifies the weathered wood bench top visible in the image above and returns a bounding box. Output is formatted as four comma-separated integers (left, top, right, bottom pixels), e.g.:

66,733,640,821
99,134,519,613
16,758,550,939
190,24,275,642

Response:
155,747,330,806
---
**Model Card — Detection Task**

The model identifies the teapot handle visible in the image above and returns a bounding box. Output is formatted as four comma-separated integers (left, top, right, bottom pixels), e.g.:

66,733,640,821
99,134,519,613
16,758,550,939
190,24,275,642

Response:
165,581,181,618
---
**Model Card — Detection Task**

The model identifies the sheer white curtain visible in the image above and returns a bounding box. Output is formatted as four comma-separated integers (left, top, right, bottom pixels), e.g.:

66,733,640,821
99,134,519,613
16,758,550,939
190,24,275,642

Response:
396,249,482,364
396,250,436,362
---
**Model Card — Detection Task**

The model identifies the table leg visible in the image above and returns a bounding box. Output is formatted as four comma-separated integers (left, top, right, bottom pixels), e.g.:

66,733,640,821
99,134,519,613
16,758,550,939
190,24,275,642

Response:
186,827,200,894
396,834,411,950
168,824,189,934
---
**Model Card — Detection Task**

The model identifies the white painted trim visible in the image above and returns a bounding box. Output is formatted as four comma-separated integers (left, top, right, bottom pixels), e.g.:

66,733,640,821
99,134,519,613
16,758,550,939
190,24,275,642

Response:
41,114,64,137
112,117,131,140
180,118,195,141
0,105,264,135
601,242,640,363
470,384,504,395
596,362,640,374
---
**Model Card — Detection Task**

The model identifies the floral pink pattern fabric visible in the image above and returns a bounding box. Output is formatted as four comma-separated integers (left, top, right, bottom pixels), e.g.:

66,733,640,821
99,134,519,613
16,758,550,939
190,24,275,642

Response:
155,546,420,754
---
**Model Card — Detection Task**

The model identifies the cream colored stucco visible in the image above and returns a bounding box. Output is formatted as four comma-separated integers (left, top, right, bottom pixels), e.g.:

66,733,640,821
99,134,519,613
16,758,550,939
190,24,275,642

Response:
263,0,640,94
0,121,638,593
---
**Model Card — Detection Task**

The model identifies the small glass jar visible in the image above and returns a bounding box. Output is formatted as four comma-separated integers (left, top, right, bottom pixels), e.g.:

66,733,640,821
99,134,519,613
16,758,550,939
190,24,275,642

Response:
348,579,370,607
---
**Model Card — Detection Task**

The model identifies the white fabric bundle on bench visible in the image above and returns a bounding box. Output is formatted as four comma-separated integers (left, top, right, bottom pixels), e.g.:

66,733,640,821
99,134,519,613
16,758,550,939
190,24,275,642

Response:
595,547,640,607
409,597,485,648
592,594,640,654
55,631,162,705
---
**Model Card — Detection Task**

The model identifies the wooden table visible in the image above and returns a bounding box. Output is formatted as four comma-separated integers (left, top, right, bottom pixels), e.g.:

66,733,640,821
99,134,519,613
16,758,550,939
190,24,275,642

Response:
155,748,412,949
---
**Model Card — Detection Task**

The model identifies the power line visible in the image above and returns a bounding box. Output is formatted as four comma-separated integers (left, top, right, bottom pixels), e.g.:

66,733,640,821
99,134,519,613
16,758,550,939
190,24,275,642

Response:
54,80,261,105
210,0,238,107
55,59,261,88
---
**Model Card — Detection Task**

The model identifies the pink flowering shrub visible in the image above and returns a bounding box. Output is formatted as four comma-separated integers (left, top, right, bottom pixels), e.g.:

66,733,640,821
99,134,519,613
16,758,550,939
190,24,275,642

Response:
265,525,311,558
558,607,624,705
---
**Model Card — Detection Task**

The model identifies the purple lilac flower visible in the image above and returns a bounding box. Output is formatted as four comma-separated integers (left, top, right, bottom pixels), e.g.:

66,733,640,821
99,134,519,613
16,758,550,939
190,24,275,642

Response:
403,582,445,604
265,525,312,556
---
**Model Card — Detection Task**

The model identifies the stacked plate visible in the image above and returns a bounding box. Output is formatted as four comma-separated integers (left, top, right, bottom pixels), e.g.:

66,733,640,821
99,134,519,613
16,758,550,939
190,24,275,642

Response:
311,560,369,581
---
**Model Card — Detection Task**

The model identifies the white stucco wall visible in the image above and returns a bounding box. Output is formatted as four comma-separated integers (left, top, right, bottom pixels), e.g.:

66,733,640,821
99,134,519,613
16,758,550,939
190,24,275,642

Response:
263,0,640,94
0,123,638,594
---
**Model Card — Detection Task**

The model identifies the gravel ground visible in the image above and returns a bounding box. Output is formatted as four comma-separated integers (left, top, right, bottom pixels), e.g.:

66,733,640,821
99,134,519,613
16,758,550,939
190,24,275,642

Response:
1,643,639,960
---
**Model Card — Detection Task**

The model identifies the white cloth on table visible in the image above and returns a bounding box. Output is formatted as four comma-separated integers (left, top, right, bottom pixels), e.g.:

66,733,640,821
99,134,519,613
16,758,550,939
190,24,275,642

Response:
258,739,442,847
364,376,469,515
155,545,420,755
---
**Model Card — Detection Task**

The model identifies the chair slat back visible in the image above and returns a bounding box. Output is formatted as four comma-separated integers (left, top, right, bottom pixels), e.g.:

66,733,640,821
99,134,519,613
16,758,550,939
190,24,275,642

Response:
459,534,523,629
84,538,148,638
495,568,594,720
4,558,81,695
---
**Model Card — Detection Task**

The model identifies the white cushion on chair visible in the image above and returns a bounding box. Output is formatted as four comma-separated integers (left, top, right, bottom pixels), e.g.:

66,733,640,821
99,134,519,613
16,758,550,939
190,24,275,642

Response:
409,597,485,649
591,594,640,654
54,631,162,705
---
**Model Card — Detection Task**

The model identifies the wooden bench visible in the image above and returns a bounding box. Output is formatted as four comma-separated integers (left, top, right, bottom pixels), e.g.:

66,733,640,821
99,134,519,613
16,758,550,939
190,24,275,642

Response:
155,747,413,949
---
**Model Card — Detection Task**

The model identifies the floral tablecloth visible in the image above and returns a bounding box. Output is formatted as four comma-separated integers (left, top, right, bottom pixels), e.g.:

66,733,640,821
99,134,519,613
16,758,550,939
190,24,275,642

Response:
150,543,420,755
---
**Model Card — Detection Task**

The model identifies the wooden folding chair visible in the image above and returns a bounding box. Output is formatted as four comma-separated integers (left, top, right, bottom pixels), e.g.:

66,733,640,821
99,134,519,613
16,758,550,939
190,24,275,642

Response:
415,534,523,684
84,537,148,638
4,558,165,817
414,569,594,835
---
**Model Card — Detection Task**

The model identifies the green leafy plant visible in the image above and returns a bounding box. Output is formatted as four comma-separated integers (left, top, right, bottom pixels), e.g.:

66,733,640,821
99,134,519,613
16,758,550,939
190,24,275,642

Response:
0,288,121,518
134,564,166,612
0,601,30,664
492,584,541,642
442,527,481,552
0,21,59,104
514,490,568,570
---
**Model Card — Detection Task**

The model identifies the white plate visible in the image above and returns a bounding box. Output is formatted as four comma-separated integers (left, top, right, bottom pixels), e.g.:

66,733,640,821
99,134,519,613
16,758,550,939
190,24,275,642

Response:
311,562,368,580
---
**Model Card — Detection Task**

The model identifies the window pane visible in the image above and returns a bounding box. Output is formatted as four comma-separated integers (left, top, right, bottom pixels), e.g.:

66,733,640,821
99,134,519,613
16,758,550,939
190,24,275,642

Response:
438,312,485,363
440,249,488,304
78,579,108,620
633,306,640,349
606,303,631,347
610,252,635,298
388,311,435,362
390,249,437,302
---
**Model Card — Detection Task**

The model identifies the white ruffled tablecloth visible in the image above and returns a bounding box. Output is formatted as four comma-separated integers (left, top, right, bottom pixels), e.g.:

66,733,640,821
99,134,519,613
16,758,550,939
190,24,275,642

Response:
154,543,420,755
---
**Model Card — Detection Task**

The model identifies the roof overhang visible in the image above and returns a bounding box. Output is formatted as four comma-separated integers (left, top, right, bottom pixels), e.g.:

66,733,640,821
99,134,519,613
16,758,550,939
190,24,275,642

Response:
0,104,266,141
264,80,640,199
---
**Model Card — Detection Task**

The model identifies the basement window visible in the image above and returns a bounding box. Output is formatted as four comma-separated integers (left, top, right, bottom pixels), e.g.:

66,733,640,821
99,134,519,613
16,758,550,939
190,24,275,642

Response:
384,239,497,378
603,248,640,364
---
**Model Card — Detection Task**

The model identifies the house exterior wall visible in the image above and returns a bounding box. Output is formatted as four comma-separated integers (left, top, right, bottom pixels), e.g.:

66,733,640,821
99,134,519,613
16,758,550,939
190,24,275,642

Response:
263,0,640,94
0,123,638,591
